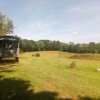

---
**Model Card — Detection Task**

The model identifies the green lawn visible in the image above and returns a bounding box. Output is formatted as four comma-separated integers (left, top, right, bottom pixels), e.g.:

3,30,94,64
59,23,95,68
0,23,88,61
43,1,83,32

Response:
0,51,100,100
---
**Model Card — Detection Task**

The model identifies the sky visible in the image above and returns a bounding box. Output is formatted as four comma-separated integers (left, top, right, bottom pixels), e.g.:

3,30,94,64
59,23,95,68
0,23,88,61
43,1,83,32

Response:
0,0,100,43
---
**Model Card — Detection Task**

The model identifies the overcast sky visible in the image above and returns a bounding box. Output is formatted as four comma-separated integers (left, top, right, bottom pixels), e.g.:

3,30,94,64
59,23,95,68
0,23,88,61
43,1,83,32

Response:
0,0,100,43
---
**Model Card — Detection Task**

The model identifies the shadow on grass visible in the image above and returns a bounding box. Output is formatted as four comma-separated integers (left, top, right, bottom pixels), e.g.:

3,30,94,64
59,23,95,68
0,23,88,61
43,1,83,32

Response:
0,75,4,78
0,69,15,73
0,78,34,100
0,77,69,100
78,96,100,100
0,77,99,100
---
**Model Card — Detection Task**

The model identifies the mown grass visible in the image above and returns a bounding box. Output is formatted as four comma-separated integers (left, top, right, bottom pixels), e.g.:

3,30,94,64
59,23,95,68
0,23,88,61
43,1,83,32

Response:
0,51,100,100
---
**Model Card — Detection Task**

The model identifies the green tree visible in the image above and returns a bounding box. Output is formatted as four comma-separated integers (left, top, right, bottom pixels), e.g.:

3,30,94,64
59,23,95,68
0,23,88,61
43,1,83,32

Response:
67,42,75,52
96,43,100,53
0,13,14,36
36,40,45,51
88,42,96,53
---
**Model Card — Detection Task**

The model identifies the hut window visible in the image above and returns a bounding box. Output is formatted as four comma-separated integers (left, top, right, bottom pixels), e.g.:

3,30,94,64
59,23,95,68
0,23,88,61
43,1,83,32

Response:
0,40,18,49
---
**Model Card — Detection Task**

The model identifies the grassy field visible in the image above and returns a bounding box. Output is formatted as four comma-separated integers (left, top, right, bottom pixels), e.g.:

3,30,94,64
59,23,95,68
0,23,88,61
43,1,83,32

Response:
0,51,100,100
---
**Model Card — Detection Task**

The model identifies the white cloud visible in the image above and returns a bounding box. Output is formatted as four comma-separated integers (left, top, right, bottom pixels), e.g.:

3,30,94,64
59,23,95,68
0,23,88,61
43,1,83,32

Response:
27,18,59,34
65,2,100,14
75,33,100,43
73,31,78,35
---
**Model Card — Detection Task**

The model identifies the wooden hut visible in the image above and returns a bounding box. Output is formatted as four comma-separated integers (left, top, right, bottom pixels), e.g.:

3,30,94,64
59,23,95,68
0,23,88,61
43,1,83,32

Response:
0,35,19,62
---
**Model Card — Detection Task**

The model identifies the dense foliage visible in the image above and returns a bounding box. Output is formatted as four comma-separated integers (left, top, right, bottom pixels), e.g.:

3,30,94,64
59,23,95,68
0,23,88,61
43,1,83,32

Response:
19,39,100,53
0,13,14,36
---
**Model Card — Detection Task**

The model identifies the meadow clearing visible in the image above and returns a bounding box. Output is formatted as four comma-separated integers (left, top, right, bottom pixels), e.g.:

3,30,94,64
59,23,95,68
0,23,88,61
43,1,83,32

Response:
0,51,100,100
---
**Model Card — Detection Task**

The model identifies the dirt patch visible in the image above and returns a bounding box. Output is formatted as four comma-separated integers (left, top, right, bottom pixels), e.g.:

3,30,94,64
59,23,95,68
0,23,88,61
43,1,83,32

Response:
69,54,96,60
0,64,17,69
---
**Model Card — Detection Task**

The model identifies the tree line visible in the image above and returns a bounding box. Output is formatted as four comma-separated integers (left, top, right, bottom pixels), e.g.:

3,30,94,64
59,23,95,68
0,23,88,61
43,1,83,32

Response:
19,39,100,53
0,12,100,54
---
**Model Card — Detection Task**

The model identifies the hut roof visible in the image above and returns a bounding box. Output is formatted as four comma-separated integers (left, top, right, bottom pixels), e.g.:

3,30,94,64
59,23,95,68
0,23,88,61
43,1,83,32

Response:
0,35,19,41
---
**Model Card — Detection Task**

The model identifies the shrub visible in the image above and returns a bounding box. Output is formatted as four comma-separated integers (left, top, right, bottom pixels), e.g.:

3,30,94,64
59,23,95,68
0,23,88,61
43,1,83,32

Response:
35,53,40,57
69,61,76,69
32,54,34,57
